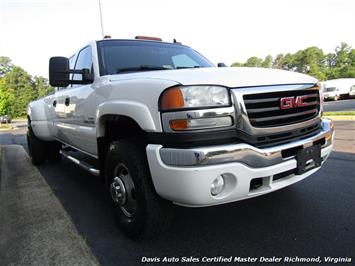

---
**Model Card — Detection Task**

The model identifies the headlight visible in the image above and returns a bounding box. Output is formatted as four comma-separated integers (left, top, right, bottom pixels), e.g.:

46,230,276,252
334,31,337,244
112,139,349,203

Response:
160,85,230,111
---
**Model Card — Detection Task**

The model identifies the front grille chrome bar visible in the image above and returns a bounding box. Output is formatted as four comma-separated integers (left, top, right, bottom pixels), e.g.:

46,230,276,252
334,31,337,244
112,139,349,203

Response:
159,119,333,167
243,87,320,128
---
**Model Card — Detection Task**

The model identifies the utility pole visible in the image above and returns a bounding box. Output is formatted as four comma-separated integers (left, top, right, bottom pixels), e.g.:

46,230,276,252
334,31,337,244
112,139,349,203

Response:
99,0,104,38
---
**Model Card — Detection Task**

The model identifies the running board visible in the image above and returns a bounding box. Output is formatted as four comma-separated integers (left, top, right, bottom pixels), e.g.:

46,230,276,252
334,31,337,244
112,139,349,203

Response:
59,150,100,176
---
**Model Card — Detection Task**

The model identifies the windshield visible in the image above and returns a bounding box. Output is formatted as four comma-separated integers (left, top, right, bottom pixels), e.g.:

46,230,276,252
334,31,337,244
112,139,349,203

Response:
97,40,214,75
325,87,336,92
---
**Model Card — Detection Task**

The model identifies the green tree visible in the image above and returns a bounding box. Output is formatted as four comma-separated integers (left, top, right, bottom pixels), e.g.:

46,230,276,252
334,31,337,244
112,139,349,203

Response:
283,47,326,80
261,55,273,68
0,56,56,117
0,66,36,117
326,43,355,79
231,61,242,67
33,76,54,98
281,53,296,71
0,56,13,77
0,79,15,116
244,56,263,67
230,42,355,80
272,54,285,69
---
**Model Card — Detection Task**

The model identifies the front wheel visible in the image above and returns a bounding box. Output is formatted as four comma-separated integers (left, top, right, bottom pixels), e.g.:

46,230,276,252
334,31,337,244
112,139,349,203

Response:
105,138,172,239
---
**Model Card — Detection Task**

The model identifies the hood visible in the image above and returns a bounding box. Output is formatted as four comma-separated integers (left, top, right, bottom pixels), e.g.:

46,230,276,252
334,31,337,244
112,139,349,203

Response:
109,67,318,87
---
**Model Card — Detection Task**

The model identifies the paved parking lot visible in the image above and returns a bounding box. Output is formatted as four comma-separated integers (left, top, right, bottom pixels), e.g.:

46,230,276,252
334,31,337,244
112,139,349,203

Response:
323,98,355,112
0,121,354,265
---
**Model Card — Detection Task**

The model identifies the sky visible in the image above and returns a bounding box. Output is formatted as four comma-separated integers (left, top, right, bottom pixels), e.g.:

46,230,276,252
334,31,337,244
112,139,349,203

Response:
0,0,354,78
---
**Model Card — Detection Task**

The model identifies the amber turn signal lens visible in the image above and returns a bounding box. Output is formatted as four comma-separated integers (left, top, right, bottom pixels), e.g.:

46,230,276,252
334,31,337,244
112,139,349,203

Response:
169,119,188,130
160,87,184,111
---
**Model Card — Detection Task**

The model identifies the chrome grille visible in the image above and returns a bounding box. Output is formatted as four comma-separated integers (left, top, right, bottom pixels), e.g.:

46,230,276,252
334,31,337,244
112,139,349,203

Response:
243,89,320,127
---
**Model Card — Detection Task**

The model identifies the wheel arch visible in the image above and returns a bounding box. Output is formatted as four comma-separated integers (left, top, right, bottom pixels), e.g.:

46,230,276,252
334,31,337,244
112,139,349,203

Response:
96,100,160,138
97,114,149,177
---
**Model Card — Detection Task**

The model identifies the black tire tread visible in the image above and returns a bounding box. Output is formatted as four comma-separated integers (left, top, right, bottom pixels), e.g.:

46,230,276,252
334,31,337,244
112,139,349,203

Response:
27,126,62,165
47,141,62,163
27,127,46,165
105,138,172,239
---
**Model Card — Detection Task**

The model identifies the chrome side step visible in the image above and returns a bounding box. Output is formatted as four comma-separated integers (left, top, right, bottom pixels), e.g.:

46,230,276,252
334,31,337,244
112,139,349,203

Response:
59,149,100,176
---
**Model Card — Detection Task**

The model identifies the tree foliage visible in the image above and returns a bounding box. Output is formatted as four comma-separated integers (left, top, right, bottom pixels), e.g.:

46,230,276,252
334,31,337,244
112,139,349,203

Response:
0,59,54,117
33,76,54,98
231,42,355,80
0,56,13,77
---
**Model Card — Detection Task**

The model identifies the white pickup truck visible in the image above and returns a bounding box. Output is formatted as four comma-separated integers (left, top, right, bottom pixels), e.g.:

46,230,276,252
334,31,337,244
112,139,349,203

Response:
323,78,355,101
27,37,334,239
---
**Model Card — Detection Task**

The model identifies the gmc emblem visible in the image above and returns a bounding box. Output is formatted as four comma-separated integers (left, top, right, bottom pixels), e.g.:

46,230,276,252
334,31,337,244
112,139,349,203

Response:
280,95,310,109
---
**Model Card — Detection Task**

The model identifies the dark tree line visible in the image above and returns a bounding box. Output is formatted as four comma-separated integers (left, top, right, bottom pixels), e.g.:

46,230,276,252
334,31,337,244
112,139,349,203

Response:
231,42,355,81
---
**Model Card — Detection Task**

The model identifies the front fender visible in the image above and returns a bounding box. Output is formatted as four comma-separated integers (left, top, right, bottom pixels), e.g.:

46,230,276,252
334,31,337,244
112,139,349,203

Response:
96,100,160,137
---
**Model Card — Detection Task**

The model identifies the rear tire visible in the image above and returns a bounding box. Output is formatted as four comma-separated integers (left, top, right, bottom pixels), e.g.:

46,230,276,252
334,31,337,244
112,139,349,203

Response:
47,141,62,163
27,126,46,165
27,126,62,165
105,138,172,239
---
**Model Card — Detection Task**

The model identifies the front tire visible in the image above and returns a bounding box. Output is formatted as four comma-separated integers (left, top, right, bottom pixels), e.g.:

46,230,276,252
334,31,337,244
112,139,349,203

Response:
105,138,172,239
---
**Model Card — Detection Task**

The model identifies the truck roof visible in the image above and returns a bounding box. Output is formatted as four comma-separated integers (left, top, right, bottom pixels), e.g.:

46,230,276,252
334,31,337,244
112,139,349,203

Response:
96,38,189,48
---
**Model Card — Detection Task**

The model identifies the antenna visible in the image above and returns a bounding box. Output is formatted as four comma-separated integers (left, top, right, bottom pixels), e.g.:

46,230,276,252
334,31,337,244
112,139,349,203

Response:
98,0,104,38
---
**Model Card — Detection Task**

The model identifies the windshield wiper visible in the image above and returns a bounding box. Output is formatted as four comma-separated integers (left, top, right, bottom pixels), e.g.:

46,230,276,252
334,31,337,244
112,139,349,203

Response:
116,65,171,73
176,66,202,69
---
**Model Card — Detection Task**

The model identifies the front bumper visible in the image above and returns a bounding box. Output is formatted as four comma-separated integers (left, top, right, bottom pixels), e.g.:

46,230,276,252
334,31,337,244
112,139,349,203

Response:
146,119,334,207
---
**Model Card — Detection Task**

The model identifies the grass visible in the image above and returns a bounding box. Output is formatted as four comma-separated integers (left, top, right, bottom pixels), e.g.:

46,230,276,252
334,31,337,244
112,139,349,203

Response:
323,111,355,116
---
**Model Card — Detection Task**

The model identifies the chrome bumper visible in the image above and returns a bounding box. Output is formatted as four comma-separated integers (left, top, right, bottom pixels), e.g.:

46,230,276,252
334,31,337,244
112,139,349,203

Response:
160,118,334,168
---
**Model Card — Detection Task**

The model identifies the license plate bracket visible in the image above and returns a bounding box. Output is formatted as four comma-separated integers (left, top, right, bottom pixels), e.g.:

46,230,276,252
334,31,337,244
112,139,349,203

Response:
296,144,322,175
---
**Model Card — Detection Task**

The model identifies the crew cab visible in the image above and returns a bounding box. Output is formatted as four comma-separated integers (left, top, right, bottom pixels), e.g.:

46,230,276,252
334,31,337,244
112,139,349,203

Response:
27,37,334,239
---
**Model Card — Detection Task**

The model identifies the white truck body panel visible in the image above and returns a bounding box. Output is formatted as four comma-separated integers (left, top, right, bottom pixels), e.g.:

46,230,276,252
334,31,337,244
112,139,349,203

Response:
30,67,317,156
147,143,332,207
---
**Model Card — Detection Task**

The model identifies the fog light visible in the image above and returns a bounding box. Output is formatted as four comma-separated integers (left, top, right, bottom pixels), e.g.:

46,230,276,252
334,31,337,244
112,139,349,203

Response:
211,175,225,196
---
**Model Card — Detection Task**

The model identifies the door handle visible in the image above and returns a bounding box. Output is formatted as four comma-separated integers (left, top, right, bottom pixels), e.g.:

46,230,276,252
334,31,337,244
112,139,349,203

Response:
53,100,57,107
65,98,70,106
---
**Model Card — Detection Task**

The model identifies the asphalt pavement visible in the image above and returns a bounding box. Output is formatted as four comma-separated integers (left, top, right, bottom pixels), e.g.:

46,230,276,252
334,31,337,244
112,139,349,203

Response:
0,121,354,265
323,98,355,112
0,145,99,266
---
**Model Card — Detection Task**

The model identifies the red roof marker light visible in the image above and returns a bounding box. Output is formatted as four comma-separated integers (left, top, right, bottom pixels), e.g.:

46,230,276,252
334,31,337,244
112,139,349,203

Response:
135,36,162,41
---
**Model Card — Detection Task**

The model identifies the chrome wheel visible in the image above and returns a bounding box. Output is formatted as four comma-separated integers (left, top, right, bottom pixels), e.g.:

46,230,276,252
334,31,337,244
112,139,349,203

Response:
110,163,137,219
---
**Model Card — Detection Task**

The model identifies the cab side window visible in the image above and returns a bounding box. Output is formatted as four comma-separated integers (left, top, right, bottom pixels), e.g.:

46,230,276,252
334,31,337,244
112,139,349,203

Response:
73,46,93,81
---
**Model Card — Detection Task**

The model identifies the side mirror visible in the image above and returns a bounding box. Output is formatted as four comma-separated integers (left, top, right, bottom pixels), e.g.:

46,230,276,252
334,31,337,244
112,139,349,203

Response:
49,57,70,87
217,62,227,67
49,57,94,87
82,68,94,83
